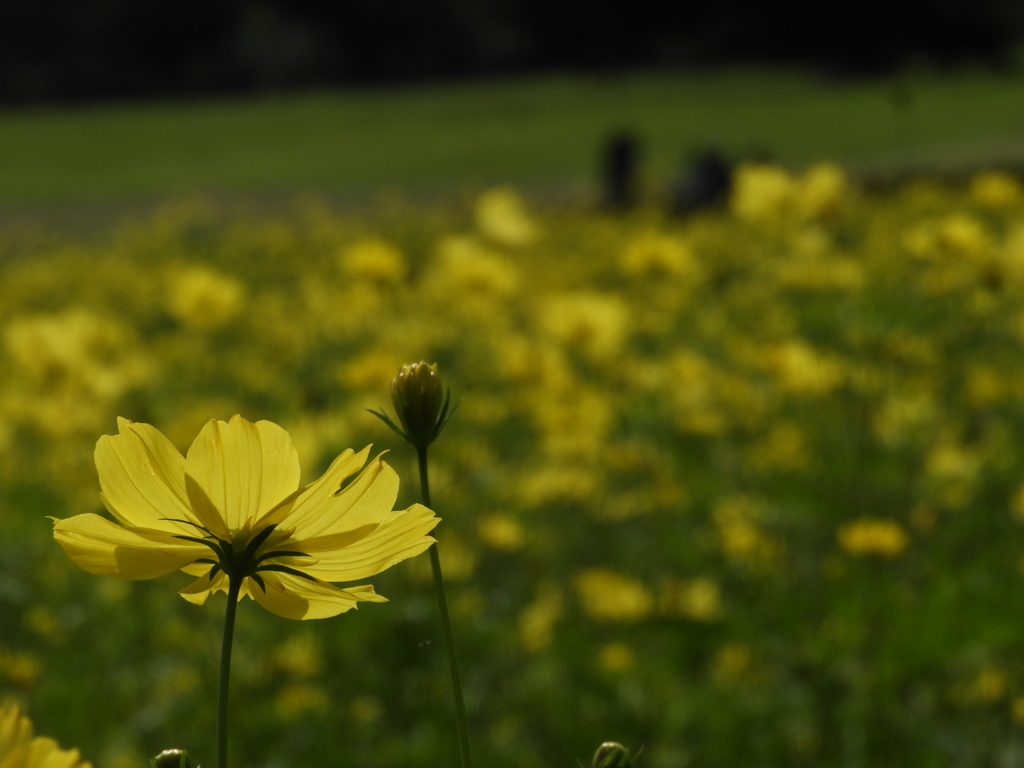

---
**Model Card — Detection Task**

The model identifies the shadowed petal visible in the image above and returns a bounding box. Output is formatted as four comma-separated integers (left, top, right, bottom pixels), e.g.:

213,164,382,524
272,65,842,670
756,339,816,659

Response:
186,416,301,533
53,514,207,580
95,418,194,534
250,571,387,620
298,503,438,582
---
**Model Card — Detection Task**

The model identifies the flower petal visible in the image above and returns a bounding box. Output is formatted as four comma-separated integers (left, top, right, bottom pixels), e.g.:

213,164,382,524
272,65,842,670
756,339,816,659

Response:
178,568,230,605
250,571,387,620
95,418,195,534
53,514,208,580
257,446,370,533
298,503,438,582
273,451,403,540
186,416,300,534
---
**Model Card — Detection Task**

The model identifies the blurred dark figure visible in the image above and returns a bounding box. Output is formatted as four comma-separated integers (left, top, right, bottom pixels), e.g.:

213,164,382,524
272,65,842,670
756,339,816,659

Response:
672,149,732,215
602,132,641,209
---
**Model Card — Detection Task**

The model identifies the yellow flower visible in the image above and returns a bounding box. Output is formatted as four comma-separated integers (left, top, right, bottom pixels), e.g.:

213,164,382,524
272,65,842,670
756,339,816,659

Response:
338,239,408,284
837,519,908,558
574,569,653,622
474,187,538,246
167,266,245,330
0,705,92,768
52,415,438,620
970,171,1022,207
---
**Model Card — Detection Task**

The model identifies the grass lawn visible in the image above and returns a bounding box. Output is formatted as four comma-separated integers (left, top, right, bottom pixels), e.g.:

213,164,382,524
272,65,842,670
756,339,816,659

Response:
0,67,1023,205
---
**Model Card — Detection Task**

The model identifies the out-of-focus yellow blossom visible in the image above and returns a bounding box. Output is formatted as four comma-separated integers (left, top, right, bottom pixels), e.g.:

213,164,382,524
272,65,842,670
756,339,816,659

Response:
776,254,865,292
1011,485,1024,521
837,519,908,558
952,666,1008,707
430,236,520,296
541,292,628,362
336,350,402,392
938,214,990,258
274,683,329,721
532,386,613,462
795,163,849,219
273,633,323,677
167,265,245,330
5,309,151,402
1001,224,1024,284
902,223,939,260
519,585,563,652
731,164,797,222
665,350,727,435
768,340,845,396
474,187,538,246
965,365,1006,408
53,416,438,619
574,569,653,622
477,514,525,551
338,239,407,284
0,650,41,689
745,422,811,473
619,232,701,280
517,464,601,506
713,495,781,567
660,577,722,621
597,643,634,673
711,643,753,683
0,705,92,768
498,336,571,388
872,390,937,446
1012,696,1024,724
925,437,981,493
969,171,1022,208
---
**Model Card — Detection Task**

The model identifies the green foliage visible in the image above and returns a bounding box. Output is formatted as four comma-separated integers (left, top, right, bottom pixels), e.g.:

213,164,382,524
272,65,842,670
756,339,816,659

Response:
1,70,1024,204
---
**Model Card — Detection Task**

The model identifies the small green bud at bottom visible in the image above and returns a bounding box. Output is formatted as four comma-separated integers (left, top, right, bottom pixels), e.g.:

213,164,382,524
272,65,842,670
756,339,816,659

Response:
592,742,637,768
151,749,195,768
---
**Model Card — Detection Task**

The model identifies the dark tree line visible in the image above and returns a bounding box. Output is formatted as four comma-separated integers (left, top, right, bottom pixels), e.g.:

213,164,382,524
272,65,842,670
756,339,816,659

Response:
1,0,1022,103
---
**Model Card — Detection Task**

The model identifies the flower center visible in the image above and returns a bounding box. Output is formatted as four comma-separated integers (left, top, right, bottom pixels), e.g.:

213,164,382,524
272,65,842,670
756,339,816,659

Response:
163,518,314,593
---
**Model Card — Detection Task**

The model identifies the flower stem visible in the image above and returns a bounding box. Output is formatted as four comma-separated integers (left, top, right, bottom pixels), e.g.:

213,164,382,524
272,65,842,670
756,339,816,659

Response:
217,575,242,768
417,447,472,768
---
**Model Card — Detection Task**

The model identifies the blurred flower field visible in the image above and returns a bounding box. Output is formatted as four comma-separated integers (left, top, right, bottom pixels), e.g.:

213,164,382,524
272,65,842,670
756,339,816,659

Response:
4,166,1024,767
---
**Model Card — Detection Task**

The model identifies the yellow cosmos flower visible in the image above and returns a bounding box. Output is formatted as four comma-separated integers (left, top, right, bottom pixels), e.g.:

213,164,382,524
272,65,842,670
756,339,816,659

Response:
0,705,92,768
52,415,439,620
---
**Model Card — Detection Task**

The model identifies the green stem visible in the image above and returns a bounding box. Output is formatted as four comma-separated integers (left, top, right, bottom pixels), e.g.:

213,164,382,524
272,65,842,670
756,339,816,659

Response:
217,575,242,768
418,447,472,768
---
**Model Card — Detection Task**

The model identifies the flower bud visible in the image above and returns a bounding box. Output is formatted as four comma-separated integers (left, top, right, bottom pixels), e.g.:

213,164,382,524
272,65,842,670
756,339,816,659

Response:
388,362,450,448
151,750,194,768
591,742,636,768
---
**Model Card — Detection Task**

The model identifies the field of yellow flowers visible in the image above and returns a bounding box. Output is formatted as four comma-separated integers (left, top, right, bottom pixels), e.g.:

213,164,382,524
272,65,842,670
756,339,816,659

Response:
3,166,1024,768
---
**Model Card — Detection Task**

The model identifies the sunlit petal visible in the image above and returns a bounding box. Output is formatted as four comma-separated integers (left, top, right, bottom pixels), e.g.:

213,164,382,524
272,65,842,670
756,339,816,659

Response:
274,453,400,540
186,416,301,533
94,418,194,533
250,571,387,620
53,514,207,580
258,446,370,533
299,503,438,582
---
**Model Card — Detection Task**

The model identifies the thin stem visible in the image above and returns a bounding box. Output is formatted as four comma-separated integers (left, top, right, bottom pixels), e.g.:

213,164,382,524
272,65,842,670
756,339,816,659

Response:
217,575,242,768
418,447,472,768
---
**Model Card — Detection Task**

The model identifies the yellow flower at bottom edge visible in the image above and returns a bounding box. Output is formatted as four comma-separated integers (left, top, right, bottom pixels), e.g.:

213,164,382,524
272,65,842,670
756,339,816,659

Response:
0,704,92,768
52,415,439,620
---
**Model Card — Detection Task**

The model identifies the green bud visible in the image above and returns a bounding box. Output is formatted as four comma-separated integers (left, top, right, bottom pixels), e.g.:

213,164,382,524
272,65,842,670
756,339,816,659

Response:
368,361,459,450
150,749,194,768
591,742,637,768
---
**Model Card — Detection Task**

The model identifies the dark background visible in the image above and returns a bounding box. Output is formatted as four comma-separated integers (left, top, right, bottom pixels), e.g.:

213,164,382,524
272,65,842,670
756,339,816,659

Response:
2,0,1023,104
